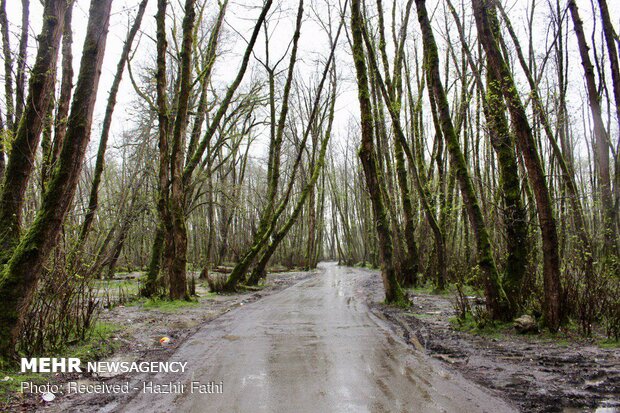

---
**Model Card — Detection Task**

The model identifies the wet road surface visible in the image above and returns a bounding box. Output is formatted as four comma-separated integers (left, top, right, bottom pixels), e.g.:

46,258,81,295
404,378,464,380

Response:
114,263,515,412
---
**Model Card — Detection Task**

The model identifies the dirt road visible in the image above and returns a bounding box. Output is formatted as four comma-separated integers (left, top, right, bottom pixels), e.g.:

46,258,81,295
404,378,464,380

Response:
69,263,515,412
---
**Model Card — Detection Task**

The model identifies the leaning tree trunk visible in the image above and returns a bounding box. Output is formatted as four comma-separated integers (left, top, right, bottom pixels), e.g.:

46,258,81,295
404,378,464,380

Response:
0,0,112,360
248,96,334,285
224,0,305,290
247,54,340,286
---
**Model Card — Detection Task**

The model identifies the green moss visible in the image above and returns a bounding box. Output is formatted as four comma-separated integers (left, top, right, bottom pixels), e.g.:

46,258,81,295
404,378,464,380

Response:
408,283,449,296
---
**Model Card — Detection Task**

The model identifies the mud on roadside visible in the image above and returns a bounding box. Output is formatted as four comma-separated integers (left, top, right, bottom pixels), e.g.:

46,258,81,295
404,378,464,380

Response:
10,269,317,412
364,275,620,413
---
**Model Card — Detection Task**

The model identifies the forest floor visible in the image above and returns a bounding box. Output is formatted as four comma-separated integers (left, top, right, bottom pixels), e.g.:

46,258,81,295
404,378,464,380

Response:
36,262,516,413
3,264,619,412
364,271,620,412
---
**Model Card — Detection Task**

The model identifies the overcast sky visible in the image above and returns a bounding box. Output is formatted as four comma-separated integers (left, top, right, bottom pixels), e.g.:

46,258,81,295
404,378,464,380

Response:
3,0,619,164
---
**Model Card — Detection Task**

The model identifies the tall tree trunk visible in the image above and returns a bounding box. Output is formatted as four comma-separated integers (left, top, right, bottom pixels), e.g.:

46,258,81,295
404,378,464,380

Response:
350,0,405,304
153,0,172,295
478,4,529,315
414,0,506,317
0,0,112,360
165,0,196,300
445,0,527,310
0,114,4,179
496,1,594,288
473,0,561,331
0,0,67,255
0,0,14,132
78,0,148,245
148,0,271,293
380,0,420,286
485,68,528,315
49,4,74,173
568,0,616,252
14,0,29,126
596,0,620,237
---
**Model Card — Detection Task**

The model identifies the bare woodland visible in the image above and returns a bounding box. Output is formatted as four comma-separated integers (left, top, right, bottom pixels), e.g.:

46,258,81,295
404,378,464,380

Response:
0,0,618,364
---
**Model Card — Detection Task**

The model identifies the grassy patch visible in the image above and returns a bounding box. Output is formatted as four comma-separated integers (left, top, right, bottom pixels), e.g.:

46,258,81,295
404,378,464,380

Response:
0,371,50,398
65,322,123,361
0,321,122,404
140,298,201,313
355,261,377,269
597,339,620,349
384,293,412,309
93,279,140,296
449,313,511,338
200,291,218,299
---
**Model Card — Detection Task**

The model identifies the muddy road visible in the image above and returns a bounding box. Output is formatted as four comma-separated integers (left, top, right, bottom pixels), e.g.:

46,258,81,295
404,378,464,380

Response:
68,262,514,413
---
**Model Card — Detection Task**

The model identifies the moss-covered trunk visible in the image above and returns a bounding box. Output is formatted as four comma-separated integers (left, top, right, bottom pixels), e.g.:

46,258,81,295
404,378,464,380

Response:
350,0,405,304
414,0,507,317
0,0,66,254
0,0,112,360
485,69,528,315
473,0,561,330
166,0,196,300
143,226,164,297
